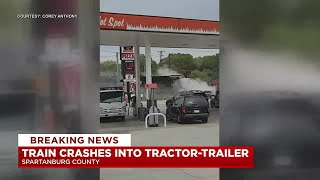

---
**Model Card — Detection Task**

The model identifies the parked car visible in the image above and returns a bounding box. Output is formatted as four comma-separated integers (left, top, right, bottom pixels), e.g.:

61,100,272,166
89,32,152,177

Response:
166,90,207,107
187,90,208,99
204,90,213,98
166,94,209,124
210,90,219,108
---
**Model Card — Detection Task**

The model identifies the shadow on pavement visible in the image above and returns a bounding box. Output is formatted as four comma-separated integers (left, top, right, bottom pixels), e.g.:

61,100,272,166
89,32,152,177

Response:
100,117,126,123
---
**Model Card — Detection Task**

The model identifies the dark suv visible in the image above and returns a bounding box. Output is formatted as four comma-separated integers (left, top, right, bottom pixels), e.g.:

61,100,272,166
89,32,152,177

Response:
166,95,209,124
166,90,207,106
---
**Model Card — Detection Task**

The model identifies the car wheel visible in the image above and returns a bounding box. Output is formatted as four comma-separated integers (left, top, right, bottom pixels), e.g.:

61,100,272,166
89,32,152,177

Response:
202,117,208,123
177,114,183,124
119,116,125,121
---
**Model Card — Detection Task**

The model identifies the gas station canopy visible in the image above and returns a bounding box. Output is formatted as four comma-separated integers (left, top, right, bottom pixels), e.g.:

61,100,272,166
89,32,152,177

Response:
100,12,219,48
100,12,220,114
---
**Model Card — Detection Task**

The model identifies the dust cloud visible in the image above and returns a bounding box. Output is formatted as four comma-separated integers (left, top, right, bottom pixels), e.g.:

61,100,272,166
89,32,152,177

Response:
156,67,182,76
174,78,215,92
156,67,215,94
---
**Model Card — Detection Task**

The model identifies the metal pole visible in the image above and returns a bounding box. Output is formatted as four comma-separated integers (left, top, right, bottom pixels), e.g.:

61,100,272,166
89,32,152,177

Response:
151,89,154,112
116,52,120,83
134,44,141,116
145,39,152,100
127,81,131,104
150,88,154,125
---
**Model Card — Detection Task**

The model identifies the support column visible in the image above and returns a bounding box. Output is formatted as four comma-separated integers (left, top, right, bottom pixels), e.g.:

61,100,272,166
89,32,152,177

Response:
145,39,152,100
134,44,141,115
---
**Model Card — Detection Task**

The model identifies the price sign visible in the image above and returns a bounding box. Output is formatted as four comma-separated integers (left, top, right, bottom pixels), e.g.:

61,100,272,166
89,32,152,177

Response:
120,46,135,80
121,53,135,60
125,69,134,75
125,61,134,68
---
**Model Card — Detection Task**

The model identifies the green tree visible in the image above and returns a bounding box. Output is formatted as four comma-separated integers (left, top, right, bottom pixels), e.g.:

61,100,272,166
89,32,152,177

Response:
193,57,203,70
190,70,211,83
100,60,118,74
290,0,320,26
138,54,158,74
200,54,220,80
160,53,195,77
222,0,282,43
0,1,18,42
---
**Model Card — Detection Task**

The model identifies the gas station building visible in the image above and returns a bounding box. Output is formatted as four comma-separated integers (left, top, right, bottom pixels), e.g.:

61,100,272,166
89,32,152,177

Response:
100,12,220,113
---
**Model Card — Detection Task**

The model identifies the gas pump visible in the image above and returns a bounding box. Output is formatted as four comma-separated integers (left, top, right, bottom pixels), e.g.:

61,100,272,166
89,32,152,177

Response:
145,84,160,127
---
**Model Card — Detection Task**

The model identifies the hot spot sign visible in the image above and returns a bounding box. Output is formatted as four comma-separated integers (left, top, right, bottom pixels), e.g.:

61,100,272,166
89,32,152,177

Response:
100,12,219,35
100,15,127,30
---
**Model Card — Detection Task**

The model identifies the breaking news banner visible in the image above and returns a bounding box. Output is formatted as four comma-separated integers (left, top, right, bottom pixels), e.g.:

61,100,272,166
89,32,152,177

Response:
18,134,254,168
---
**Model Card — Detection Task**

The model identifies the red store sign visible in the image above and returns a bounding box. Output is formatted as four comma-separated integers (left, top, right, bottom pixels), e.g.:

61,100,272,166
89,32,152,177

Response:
100,12,220,34
121,53,135,60
100,15,127,30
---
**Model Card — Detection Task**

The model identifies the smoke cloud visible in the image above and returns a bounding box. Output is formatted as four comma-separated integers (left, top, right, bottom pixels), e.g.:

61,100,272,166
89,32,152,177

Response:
156,67,182,76
155,67,216,97
173,78,215,92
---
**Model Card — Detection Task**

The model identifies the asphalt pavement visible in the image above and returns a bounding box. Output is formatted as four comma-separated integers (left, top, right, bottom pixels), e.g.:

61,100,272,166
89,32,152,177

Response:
100,100,218,133
100,100,220,180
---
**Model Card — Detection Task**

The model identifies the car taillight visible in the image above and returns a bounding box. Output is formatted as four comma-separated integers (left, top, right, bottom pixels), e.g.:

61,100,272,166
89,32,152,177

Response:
182,106,186,113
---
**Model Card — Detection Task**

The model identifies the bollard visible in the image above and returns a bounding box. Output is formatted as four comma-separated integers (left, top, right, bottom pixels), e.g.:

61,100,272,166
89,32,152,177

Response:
145,113,166,128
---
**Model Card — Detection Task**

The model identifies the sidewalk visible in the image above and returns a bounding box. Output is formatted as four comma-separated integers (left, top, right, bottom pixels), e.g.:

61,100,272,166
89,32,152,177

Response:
100,114,219,180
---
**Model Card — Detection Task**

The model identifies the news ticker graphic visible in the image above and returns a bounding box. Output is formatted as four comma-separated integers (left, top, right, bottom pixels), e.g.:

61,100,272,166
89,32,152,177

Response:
18,134,254,168
18,134,131,147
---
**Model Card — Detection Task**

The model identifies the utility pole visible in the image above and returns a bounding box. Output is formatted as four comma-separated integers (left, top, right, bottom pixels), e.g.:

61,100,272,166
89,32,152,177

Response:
168,53,171,68
158,50,165,63
116,52,120,83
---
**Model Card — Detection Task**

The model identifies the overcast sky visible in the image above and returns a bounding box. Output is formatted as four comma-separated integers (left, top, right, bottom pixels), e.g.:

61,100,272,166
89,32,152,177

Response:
100,0,219,62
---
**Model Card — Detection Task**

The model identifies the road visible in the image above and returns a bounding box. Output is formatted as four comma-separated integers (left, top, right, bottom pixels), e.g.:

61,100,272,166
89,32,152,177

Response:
100,100,220,180
100,100,218,133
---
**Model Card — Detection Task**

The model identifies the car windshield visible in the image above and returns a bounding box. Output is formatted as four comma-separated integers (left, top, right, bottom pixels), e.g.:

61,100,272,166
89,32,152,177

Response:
100,91,124,103
184,96,208,105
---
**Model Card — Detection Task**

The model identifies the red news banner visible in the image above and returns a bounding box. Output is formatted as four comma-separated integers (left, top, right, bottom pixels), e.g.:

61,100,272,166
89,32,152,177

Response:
18,134,254,168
